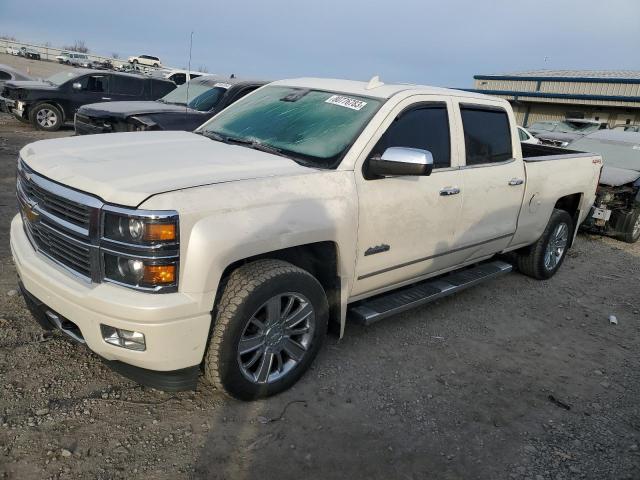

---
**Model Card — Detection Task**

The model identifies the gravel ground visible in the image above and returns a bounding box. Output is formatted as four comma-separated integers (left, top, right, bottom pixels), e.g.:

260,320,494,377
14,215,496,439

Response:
0,58,639,479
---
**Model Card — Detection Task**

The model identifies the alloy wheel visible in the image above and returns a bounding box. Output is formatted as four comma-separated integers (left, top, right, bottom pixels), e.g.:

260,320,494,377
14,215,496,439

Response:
544,222,569,271
36,109,57,128
237,293,315,384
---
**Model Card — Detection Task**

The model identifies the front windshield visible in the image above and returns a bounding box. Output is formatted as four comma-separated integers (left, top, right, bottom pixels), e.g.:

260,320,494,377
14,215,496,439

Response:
571,137,640,171
556,121,600,134
46,71,82,85
160,81,226,111
198,86,383,168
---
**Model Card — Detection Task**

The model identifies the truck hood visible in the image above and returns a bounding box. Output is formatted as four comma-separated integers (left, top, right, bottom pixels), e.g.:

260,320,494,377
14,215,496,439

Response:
599,165,640,187
4,80,57,91
20,131,315,207
78,101,196,119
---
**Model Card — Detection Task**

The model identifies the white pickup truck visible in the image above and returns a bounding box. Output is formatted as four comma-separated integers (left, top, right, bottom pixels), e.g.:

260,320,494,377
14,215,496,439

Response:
10,78,602,400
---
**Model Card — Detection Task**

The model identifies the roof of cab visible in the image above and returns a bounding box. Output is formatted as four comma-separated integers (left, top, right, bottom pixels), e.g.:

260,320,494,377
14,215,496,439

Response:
270,77,503,101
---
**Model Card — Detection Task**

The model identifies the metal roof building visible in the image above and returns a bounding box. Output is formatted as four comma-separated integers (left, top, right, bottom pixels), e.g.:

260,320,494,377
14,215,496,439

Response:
472,70,640,128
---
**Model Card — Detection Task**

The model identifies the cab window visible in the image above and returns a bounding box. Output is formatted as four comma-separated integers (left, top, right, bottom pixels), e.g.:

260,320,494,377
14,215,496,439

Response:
77,75,109,92
370,104,451,169
460,106,512,165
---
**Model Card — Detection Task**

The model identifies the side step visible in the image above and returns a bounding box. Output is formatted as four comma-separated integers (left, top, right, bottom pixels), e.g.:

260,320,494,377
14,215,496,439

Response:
348,260,513,326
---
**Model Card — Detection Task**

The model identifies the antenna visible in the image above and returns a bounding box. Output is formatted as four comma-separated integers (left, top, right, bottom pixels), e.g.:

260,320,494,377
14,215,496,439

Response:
366,75,384,90
185,31,193,115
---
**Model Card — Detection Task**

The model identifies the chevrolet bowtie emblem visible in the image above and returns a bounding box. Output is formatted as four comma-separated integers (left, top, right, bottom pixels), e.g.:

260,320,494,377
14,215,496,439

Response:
23,203,40,223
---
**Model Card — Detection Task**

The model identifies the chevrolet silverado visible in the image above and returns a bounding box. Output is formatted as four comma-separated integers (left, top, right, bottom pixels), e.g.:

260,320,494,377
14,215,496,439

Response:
10,77,602,400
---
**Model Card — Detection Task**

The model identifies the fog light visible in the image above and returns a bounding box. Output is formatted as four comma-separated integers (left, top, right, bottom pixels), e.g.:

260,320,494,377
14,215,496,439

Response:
101,325,146,351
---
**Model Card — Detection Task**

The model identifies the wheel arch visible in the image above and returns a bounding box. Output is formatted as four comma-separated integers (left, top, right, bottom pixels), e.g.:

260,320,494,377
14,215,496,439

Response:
553,193,583,246
212,241,343,337
30,100,67,123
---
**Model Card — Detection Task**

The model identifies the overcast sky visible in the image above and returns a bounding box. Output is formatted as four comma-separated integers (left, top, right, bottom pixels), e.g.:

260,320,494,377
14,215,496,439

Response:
1,0,639,87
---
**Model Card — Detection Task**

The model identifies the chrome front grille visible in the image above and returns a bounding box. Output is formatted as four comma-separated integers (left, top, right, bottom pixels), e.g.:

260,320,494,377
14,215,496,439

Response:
18,163,91,228
17,160,103,282
24,220,92,278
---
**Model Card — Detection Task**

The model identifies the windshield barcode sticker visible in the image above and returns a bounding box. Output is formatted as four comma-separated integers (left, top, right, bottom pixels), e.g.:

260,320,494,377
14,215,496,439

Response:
325,95,367,111
214,83,232,89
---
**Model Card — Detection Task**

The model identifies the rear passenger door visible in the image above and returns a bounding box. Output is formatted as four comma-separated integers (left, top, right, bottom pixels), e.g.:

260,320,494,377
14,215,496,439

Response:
451,102,525,262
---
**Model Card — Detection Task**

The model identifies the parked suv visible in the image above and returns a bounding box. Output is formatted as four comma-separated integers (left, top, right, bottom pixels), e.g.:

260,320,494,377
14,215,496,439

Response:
75,76,266,134
0,70,176,131
128,55,162,68
56,52,91,67
18,47,41,60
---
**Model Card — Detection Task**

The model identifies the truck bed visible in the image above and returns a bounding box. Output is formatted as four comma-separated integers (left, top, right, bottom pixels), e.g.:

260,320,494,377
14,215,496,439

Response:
521,142,583,161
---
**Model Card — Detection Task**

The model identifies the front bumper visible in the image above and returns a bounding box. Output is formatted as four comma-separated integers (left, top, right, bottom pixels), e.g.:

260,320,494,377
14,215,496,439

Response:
10,214,213,379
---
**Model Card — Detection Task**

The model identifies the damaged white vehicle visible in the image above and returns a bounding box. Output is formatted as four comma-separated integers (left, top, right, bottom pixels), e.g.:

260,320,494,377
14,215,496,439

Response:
572,130,640,243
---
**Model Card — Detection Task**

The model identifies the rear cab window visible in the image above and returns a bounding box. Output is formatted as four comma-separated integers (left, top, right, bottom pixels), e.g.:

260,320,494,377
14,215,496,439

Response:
460,105,513,166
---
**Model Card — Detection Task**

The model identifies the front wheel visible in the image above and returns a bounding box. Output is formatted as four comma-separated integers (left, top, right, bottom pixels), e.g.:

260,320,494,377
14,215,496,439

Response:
516,208,574,280
204,260,328,400
30,103,63,131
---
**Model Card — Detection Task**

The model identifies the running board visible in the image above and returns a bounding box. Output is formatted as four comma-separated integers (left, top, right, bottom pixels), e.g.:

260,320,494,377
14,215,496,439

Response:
348,260,513,326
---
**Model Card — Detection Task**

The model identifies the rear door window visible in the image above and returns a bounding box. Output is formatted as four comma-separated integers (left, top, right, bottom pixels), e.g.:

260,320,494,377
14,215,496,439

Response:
460,106,513,165
111,75,144,95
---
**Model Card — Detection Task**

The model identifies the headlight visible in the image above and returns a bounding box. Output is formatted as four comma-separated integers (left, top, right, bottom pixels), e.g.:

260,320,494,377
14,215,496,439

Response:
101,207,179,292
103,210,177,245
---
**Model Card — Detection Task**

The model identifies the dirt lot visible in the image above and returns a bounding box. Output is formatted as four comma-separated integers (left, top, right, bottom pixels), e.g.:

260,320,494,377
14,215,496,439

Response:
0,58,639,480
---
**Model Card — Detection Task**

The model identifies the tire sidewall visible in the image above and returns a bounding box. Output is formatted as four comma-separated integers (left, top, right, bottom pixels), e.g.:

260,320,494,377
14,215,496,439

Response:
537,210,573,279
30,104,62,131
624,209,640,243
215,271,328,400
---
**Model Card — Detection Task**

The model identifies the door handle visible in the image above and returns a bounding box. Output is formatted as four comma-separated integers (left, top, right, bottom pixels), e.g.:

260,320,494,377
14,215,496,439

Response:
439,187,461,196
101,97,111,100
508,178,524,186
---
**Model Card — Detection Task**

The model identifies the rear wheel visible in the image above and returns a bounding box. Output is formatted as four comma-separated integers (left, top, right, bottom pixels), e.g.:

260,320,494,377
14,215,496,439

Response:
204,259,328,400
30,103,63,131
618,209,640,243
516,208,573,280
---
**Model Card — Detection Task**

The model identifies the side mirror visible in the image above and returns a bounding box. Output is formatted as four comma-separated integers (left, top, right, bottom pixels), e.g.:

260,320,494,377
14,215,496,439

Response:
72,82,82,90
369,147,434,177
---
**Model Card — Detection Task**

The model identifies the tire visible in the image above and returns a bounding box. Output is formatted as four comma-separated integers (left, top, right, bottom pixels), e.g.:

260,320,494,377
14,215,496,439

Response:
153,63,159,67
65,60,70,65
516,208,574,280
132,59,138,64
204,259,329,400
618,209,640,244
29,103,63,131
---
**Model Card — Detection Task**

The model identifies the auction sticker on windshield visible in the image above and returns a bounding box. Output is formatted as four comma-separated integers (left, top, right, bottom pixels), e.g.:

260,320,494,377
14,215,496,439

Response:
325,95,367,111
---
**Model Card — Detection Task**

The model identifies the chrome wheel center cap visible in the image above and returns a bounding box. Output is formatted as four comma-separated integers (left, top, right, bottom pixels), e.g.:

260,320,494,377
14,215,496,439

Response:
266,326,284,347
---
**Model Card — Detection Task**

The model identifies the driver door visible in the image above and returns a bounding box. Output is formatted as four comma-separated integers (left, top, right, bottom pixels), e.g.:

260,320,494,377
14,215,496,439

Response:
352,96,463,298
70,74,111,113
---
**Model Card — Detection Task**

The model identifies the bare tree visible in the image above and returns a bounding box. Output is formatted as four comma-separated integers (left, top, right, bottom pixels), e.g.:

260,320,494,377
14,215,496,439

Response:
111,52,120,59
197,65,209,73
62,40,89,53
0,35,16,41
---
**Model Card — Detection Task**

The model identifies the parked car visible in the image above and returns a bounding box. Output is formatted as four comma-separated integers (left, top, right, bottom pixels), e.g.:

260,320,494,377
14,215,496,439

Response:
18,47,41,60
5,46,20,56
128,55,162,68
89,59,114,71
612,124,640,133
0,69,176,131
11,78,601,399
517,126,541,144
570,130,640,243
56,52,91,67
75,76,267,134
0,64,33,89
527,119,605,147
148,68,205,85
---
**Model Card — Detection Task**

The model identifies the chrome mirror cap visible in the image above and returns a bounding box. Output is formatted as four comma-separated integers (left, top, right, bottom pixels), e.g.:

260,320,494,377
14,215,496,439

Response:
370,147,434,177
